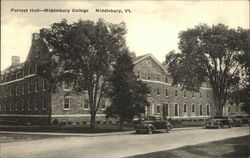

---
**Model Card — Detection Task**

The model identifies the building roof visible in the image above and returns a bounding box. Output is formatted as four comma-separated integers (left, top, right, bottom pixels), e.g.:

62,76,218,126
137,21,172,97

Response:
133,53,170,75
132,53,150,63
1,62,25,75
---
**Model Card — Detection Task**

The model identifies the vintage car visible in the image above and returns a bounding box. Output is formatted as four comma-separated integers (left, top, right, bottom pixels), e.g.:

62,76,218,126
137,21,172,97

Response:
135,116,172,134
205,116,233,129
232,115,250,127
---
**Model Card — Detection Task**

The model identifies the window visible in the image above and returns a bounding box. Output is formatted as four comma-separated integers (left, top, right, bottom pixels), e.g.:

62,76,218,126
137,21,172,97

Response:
175,90,178,97
11,73,16,80
22,101,24,111
200,92,202,98
207,105,210,115
35,81,39,92
206,91,209,98
192,92,195,98
10,88,14,96
22,85,25,94
165,77,168,83
10,103,13,111
184,91,186,97
63,97,70,110
15,102,18,111
157,88,160,95
35,64,38,73
147,73,151,80
184,104,187,113
43,99,46,110
16,87,19,96
156,74,160,81
63,82,70,91
5,89,8,97
29,66,32,75
156,105,160,114
165,89,168,96
43,80,47,91
83,99,89,109
163,103,169,116
28,100,31,110
174,104,178,116
192,104,195,113
228,106,231,112
200,105,203,115
28,83,32,93
100,100,106,110
35,100,38,110
236,107,238,112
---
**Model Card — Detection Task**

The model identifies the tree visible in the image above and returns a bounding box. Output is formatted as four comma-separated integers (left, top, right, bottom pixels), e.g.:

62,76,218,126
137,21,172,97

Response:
234,29,250,114
106,53,150,130
38,19,128,129
165,23,249,116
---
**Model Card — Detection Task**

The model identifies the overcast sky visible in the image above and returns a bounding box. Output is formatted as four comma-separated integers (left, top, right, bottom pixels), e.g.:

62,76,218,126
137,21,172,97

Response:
1,0,249,70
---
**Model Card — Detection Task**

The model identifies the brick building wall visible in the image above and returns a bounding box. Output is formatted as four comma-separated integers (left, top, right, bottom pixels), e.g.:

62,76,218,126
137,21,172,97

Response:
133,54,215,119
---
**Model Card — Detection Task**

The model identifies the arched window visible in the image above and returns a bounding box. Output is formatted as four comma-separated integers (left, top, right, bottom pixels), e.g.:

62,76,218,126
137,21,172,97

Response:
200,105,203,115
175,104,178,116
184,104,187,113
192,104,195,113
207,105,210,115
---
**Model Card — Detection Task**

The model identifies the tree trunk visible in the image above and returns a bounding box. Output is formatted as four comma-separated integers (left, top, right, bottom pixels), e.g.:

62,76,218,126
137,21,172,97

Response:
119,118,123,131
213,93,224,116
90,113,96,129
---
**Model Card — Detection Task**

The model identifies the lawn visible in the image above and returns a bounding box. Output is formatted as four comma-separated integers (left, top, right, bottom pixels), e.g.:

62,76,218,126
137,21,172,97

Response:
128,135,250,158
0,133,68,143
0,123,134,133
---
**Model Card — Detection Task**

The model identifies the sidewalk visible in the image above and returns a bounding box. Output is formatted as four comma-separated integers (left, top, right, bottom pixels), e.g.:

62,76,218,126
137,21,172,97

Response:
0,127,203,137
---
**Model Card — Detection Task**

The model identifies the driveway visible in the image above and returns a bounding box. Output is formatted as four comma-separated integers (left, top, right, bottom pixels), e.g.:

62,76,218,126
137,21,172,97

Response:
1,127,249,158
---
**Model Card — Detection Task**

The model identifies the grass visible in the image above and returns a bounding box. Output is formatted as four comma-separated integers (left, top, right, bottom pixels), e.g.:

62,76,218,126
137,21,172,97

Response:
128,135,250,158
0,133,69,143
0,123,134,133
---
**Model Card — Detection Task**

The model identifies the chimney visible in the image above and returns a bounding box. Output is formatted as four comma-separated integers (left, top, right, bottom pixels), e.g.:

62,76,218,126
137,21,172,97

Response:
11,56,20,66
40,28,50,38
32,33,40,41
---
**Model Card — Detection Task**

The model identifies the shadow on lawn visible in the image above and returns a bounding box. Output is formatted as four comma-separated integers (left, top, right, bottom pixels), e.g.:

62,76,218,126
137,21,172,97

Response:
128,135,250,158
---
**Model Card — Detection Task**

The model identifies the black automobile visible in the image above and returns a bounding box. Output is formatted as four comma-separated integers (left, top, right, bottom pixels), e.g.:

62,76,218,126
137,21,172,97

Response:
205,116,233,129
232,115,250,127
135,116,172,134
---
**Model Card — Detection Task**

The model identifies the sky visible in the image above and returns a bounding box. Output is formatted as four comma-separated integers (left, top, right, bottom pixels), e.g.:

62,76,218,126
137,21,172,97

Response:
1,0,249,70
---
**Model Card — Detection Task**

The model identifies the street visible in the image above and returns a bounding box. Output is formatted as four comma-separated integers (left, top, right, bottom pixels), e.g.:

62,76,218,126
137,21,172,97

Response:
1,127,249,158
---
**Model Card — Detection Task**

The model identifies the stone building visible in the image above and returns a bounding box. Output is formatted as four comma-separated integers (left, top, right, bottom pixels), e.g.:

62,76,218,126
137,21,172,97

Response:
0,29,245,125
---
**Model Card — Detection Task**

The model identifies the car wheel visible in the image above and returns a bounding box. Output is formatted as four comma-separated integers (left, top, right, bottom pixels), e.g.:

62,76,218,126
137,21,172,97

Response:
147,127,153,134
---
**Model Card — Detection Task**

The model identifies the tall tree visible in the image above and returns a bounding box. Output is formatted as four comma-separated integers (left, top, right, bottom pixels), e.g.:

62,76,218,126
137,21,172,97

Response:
38,19,128,129
106,53,149,130
165,24,249,116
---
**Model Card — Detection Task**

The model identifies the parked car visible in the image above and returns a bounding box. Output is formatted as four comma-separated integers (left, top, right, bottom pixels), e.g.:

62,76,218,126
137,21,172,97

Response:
232,115,250,127
135,116,172,134
205,116,233,129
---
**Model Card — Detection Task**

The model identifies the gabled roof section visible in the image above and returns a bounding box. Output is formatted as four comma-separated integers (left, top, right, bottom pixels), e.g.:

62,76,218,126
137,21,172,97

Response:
133,53,170,75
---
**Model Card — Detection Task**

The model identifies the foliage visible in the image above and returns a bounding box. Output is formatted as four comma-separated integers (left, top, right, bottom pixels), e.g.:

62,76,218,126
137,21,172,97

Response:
106,53,150,130
37,18,128,128
165,23,249,115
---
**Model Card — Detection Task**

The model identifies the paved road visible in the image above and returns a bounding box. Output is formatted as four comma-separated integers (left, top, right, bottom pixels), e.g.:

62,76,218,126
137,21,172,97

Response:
1,127,249,158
